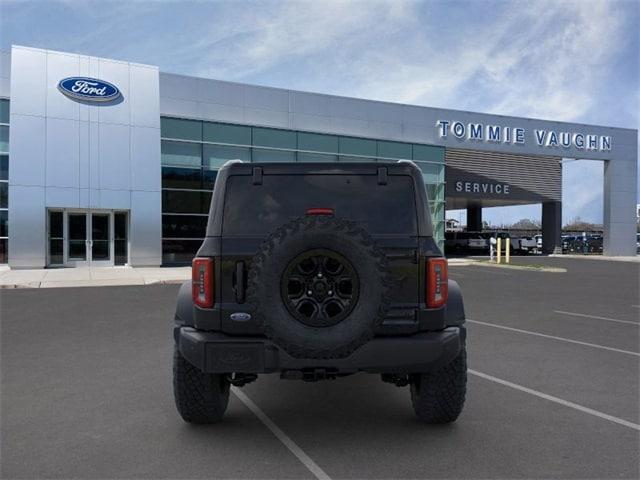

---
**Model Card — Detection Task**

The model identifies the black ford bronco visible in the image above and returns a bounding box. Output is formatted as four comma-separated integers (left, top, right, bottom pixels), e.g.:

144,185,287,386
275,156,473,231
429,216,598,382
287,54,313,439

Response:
173,160,467,423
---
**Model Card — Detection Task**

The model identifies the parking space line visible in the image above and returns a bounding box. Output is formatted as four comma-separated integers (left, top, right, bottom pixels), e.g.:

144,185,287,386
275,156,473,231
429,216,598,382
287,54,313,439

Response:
554,310,639,326
467,319,640,357
232,387,331,480
469,369,640,431
464,267,511,275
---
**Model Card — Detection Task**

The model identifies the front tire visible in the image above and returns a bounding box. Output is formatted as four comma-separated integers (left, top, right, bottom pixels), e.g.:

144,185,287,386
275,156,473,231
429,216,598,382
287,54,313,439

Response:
410,346,467,423
173,345,230,424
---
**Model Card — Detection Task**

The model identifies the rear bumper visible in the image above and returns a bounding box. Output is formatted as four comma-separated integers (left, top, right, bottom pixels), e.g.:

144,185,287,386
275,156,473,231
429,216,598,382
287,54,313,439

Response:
175,326,465,374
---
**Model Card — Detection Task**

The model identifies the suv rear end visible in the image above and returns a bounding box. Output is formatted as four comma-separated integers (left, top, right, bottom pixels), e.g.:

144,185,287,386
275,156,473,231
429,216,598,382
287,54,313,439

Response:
173,161,467,424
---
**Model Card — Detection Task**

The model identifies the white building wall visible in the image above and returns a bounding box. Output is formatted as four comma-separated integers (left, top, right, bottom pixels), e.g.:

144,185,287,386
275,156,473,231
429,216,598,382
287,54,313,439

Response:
8,46,161,267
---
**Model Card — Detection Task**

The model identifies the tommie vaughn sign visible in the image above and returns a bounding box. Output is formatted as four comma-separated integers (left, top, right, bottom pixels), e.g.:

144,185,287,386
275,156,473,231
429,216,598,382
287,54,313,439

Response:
436,120,612,152
58,77,121,102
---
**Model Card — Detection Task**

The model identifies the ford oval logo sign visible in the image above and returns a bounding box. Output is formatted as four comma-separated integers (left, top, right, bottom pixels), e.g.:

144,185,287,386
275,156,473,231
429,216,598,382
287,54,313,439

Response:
57,77,121,102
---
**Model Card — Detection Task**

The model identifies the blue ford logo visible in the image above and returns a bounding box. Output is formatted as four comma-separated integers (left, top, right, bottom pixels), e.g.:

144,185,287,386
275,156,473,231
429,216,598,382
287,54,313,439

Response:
230,312,252,322
58,77,121,102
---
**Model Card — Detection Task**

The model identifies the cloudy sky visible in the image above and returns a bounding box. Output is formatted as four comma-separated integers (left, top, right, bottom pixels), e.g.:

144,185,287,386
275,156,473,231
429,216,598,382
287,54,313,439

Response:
1,0,638,225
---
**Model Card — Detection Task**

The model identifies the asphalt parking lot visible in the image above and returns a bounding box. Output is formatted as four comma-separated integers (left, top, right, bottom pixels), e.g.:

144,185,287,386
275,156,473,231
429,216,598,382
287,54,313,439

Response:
1,257,639,479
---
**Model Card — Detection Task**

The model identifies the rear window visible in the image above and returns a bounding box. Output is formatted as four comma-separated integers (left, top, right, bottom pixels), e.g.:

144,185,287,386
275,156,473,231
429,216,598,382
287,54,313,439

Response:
222,174,417,235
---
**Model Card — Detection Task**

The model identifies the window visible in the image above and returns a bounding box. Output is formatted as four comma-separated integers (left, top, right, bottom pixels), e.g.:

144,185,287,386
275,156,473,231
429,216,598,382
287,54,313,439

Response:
223,174,417,235
0,99,8,124
297,152,338,163
252,148,296,163
339,137,376,157
162,190,210,214
413,144,444,163
252,127,296,149
203,122,251,145
0,210,7,237
114,212,128,266
161,141,201,167
378,140,411,160
426,183,444,201
161,117,202,141
159,116,445,262
429,201,444,219
162,167,202,190
298,132,338,153
202,169,218,190
0,209,7,263
0,100,8,264
0,155,7,180
162,215,207,238
162,239,202,264
203,144,250,169
0,183,7,209
414,161,443,184
339,155,376,163
68,214,87,260
0,126,8,154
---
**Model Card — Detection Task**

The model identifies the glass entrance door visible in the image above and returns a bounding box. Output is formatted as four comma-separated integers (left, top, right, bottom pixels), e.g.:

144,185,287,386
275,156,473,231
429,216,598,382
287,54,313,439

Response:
90,213,111,265
50,210,129,267
67,213,88,266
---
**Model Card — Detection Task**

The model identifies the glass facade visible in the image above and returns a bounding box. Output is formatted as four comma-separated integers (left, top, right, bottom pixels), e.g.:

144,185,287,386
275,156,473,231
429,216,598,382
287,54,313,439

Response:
160,117,446,264
0,99,8,264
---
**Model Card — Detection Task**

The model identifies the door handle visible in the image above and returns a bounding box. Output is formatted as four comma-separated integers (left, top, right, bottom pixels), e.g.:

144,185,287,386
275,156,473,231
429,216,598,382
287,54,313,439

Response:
235,261,246,303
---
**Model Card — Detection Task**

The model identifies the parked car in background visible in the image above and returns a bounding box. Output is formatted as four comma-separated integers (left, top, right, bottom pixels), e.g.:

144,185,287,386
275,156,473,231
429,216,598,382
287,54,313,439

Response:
533,234,543,254
518,236,537,254
445,231,487,255
563,234,603,254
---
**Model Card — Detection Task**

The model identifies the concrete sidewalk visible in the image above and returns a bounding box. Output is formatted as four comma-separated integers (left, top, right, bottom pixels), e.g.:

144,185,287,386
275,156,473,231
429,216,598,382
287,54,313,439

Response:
0,266,190,289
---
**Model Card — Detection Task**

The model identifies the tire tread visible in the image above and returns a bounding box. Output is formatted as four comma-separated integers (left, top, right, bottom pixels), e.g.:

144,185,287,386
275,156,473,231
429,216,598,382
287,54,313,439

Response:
410,347,467,423
173,346,230,424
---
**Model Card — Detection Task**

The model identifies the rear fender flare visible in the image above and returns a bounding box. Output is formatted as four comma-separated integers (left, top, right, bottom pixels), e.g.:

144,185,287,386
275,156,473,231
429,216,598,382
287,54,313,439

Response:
175,280,194,327
445,279,465,326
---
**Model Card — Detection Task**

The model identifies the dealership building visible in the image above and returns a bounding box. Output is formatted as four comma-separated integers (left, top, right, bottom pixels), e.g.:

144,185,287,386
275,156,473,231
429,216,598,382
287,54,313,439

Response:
0,45,637,268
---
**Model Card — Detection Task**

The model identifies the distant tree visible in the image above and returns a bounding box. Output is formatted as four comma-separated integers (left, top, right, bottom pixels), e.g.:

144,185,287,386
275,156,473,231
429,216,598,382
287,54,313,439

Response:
509,218,540,230
482,220,491,229
563,216,603,232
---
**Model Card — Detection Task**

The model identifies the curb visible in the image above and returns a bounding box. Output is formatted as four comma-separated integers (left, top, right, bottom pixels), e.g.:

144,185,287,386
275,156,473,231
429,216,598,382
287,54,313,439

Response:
0,278,188,289
469,261,566,273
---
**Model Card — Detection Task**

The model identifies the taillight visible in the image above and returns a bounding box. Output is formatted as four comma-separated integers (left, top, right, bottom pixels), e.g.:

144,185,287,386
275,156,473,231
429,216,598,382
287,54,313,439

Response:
306,208,334,216
192,257,214,308
426,258,448,308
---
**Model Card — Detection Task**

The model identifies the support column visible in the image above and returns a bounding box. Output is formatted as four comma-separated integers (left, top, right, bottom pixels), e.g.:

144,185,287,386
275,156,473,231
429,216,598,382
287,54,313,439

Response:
466,205,482,232
542,201,562,254
603,156,637,256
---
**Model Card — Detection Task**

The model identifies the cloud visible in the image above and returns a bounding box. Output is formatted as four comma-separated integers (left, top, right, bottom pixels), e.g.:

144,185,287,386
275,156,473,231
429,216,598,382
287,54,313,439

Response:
190,0,420,81
1,0,636,222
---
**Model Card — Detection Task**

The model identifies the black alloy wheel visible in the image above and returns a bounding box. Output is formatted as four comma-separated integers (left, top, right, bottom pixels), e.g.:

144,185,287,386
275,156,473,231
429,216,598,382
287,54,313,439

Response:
281,249,360,328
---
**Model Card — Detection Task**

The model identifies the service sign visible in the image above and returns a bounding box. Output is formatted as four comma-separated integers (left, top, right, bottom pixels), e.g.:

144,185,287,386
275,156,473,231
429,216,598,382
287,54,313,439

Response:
58,77,121,102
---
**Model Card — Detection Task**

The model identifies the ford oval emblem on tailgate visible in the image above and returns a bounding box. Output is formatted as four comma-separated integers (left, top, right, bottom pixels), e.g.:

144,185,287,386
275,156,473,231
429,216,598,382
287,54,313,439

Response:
230,312,251,322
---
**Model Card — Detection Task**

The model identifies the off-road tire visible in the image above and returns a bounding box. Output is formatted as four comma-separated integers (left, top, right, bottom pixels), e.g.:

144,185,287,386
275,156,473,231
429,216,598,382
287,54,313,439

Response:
173,345,230,424
410,346,467,423
247,216,391,360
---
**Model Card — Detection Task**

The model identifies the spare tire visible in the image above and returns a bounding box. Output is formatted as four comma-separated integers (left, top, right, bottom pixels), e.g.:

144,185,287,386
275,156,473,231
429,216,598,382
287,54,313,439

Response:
246,216,391,359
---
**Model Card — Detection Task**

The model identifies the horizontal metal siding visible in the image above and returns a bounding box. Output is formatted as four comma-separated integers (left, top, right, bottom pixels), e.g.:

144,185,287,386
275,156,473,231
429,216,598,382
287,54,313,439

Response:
445,148,561,201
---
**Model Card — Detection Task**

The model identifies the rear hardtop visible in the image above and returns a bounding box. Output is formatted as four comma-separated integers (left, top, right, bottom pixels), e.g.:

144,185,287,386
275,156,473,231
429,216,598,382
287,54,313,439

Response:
206,161,434,238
